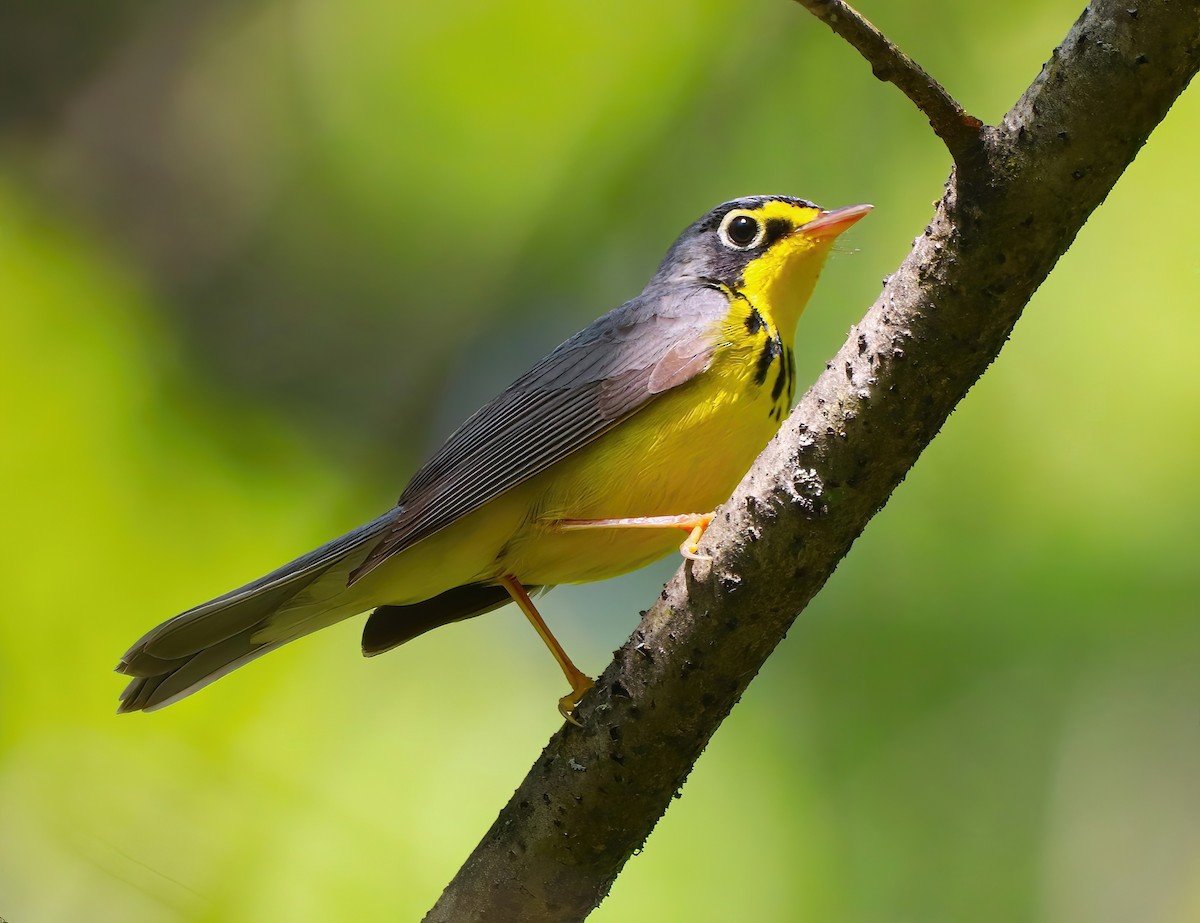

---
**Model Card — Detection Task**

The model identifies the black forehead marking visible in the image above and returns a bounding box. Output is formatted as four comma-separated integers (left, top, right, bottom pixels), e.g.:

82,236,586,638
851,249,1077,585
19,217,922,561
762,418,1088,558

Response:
697,195,820,232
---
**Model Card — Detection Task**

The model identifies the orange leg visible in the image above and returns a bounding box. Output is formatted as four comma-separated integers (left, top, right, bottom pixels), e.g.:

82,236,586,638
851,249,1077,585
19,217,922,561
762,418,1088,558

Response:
558,512,716,561
499,575,595,724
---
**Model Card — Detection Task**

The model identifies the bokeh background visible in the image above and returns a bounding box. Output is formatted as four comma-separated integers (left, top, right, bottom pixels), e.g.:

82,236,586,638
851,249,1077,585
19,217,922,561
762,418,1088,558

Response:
2,0,1198,920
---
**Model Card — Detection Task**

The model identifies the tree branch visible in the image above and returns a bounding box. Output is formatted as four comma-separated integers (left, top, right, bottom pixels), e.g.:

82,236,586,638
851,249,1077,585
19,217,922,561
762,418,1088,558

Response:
428,2,1200,920
793,0,985,164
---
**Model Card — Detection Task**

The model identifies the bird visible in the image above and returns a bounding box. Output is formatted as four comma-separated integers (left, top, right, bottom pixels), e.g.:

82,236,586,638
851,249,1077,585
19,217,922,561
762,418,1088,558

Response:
116,195,871,721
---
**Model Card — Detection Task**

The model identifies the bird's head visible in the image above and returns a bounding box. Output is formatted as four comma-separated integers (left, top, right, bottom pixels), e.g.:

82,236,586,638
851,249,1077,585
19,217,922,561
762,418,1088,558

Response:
651,195,872,329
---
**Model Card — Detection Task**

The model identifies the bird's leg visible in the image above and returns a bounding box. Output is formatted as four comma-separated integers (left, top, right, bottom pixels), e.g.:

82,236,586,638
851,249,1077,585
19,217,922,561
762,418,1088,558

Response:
558,512,716,561
499,575,594,725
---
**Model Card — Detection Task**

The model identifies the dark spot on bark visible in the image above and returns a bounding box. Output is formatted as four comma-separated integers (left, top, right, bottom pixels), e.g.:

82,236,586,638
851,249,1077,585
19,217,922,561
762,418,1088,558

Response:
610,681,630,699
609,725,622,741
1136,53,1148,65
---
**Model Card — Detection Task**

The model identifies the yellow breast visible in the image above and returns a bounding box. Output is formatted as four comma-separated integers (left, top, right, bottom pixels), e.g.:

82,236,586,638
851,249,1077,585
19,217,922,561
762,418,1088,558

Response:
493,304,794,586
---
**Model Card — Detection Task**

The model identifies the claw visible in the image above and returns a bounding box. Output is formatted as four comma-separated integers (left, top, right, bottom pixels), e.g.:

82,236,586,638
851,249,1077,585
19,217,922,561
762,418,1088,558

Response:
558,676,596,727
559,512,717,562
679,514,715,561
504,510,717,721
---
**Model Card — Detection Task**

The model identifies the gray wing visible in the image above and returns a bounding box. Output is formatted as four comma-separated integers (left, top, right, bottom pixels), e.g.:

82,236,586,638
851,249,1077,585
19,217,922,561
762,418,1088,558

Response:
351,283,730,580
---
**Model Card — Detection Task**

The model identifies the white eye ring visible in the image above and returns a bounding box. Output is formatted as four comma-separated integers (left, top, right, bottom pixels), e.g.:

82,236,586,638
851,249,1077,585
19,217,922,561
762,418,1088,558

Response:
718,210,766,250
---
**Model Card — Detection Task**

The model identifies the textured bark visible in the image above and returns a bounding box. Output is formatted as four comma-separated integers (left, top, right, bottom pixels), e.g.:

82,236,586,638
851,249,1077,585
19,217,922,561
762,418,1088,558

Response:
428,2,1200,920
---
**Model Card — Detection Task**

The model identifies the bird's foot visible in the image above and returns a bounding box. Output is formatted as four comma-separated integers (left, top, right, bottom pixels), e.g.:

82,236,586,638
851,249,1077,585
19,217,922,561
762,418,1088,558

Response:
558,675,596,726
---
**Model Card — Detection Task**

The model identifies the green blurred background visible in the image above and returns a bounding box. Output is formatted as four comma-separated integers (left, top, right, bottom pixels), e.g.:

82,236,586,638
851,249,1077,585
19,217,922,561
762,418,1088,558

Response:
2,0,1197,920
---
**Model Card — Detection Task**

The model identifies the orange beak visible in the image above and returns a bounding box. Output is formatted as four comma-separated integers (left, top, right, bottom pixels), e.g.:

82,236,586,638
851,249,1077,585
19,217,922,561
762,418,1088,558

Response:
800,203,874,241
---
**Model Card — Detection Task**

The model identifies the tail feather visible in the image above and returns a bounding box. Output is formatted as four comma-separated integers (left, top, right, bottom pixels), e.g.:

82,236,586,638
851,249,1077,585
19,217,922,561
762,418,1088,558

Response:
118,648,178,678
120,673,169,713
132,577,316,662
116,512,393,713
119,628,288,713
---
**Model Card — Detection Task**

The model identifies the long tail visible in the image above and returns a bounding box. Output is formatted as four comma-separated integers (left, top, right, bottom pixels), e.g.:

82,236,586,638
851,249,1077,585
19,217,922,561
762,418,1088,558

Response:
116,512,394,713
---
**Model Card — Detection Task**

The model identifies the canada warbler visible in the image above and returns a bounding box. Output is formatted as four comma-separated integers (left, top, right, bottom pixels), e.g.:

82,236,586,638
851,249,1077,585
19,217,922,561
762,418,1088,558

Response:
117,195,870,720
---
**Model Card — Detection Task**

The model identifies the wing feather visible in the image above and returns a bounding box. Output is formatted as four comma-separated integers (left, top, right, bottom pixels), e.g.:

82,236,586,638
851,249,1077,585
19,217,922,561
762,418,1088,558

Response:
351,285,730,580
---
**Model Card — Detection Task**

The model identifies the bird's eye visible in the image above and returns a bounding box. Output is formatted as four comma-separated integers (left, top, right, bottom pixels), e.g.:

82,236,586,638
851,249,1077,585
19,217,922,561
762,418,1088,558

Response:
720,212,764,249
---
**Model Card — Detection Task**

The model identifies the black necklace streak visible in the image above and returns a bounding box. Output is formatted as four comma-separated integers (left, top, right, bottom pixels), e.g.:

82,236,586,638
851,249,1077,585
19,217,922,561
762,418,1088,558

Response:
744,306,765,336
719,284,793,421
738,295,790,420
771,356,788,402
754,334,782,387
769,344,796,421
